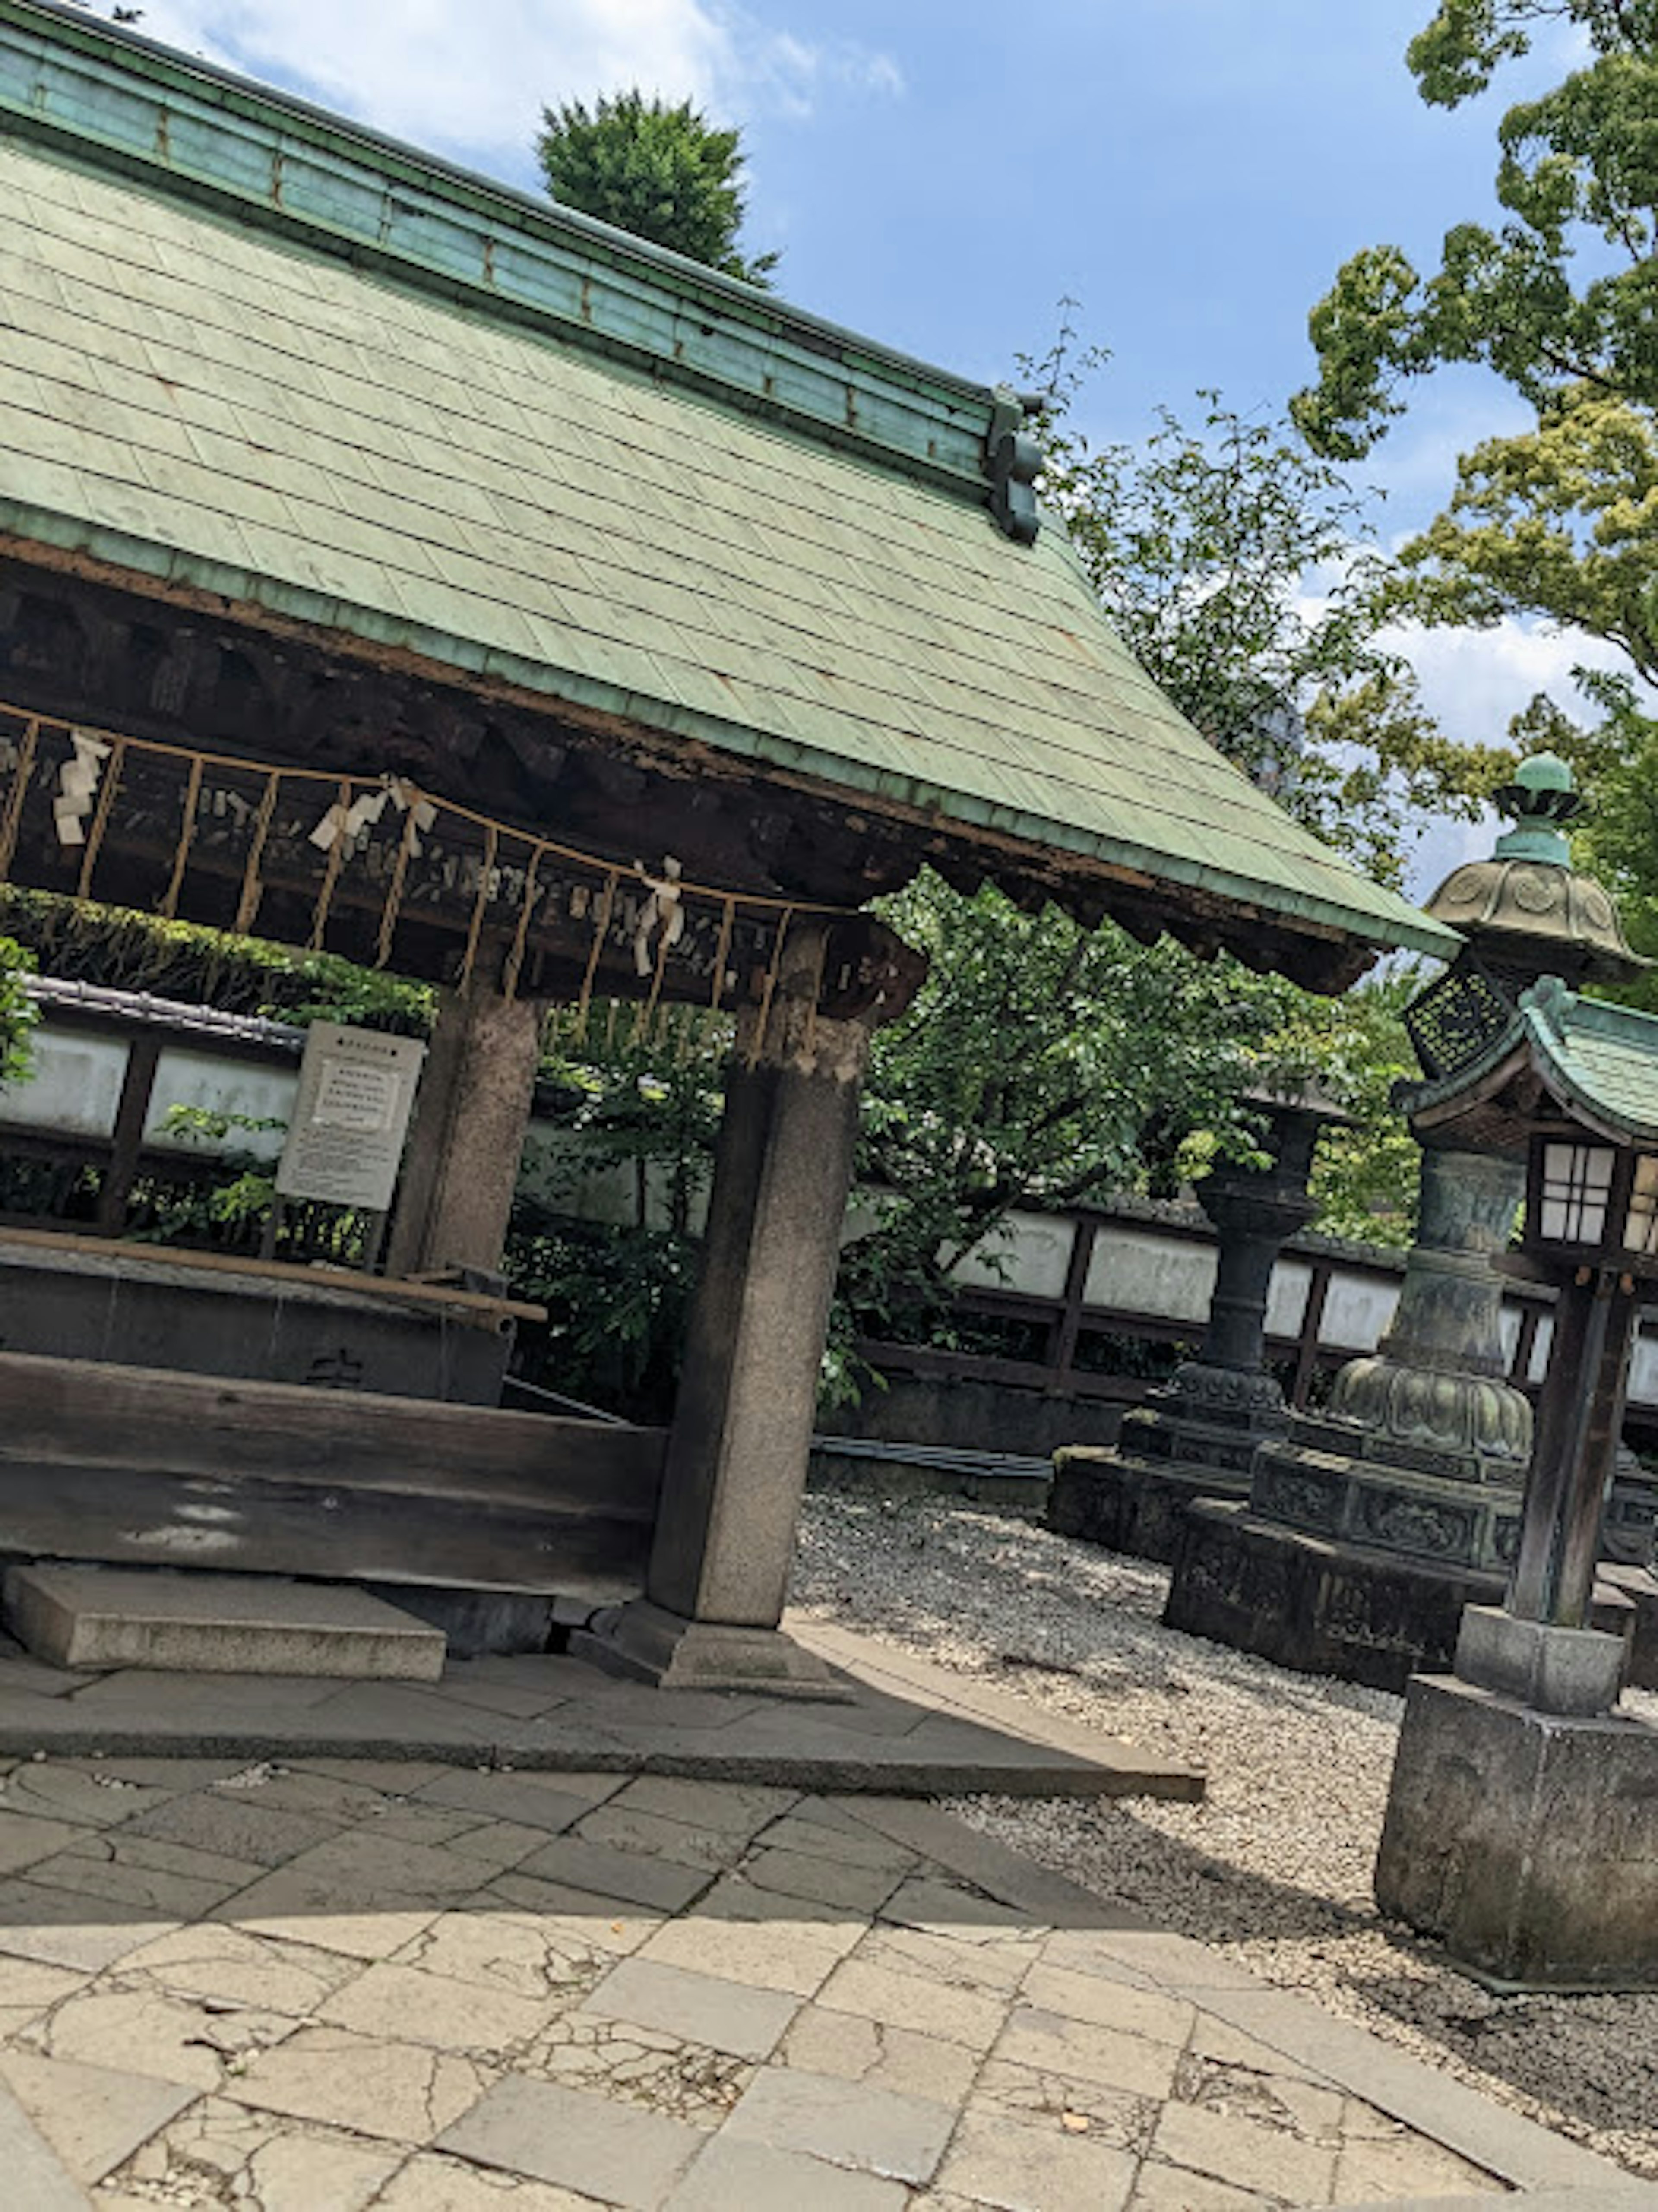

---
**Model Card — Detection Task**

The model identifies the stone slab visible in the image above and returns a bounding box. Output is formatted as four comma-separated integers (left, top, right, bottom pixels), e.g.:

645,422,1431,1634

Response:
0,1622,1204,1802
5,1568,446,1682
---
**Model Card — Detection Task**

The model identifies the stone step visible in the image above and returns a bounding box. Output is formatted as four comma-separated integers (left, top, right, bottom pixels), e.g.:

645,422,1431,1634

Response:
3,1565,447,1680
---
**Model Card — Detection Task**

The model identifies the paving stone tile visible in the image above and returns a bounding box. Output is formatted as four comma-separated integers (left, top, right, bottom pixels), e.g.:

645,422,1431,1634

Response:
86,1759,249,1788
23,1830,266,1917
437,2073,705,2207
21,1982,299,2090
414,1768,617,1832
695,1870,870,1931
1183,2010,1335,2086
934,2107,1137,2212
1151,2098,1339,2203
115,1920,362,2013
479,1871,665,1953
1333,2122,1508,2200
665,2133,908,2210
1022,1960,1195,2049
1126,2158,1277,2209
737,1845,907,1914
757,1808,920,1873
515,1832,713,1913
516,2008,753,2126
393,1907,617,2003
220,1889,446,1960
0,1812,85,1877
880,1873,1047,1942
996,2004,1181,2099
209,1765,407,1819
370,1810,550,1873
585,1954,800,2060
287,1757,453,1792
969,2056,1155,2150
0,2045,193,2184
220,1827,492,1922
0,1953,87,2037
0,1877,178,1971
0,1763,174,1829
0,1655,92,1699
1038,1927,1170,1996
816,1954,1009,2051
612,1776,798,1835
375,2149,607,2209
722,2064,954,2184
1176,2050,1345,2145
858,1920,1039,1997
427,1670,571,1720
574,1802,748,1873
779,2003,979,2107
319,1958,560,2054
638,1895,860,1997
302,1683,502,1743
68,1670,347,1712
108,2095,401,2210
118,1790,342,1867
224,2022,494,2142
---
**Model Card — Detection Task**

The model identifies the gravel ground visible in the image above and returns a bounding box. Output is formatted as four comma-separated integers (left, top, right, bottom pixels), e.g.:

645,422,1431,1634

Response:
793,1490,1658,2184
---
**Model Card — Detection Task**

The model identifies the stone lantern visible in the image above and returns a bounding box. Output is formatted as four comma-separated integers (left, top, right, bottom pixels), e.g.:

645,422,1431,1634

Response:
1047,1089,1343,1562
1163,755,1649,1687
1376,976,1658,1988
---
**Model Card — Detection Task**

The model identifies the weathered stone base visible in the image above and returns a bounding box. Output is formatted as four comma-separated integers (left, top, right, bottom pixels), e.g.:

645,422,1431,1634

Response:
1455,1605,1624,1718
1047,1447,1245,1566
573,1599,857,1701
1163,1500,1509,1692
1376,1674,1658,1990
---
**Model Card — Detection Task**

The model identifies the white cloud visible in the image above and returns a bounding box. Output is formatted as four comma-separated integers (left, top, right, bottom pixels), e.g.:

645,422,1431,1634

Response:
131,0,900,162
1392,615,1642,898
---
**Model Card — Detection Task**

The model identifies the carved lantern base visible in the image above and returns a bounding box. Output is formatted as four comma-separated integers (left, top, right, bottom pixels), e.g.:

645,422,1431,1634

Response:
1049,1361,1288,1566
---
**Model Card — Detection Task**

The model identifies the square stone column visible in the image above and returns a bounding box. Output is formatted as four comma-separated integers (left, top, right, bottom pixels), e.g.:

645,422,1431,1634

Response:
386,981,543,1280
582,923,873,1696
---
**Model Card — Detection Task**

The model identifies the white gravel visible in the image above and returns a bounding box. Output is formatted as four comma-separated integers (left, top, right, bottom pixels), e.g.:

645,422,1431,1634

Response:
793,1490,1658,2184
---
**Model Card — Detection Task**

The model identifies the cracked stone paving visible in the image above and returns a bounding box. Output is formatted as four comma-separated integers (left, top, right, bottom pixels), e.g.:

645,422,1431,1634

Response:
0,1742,1602,2211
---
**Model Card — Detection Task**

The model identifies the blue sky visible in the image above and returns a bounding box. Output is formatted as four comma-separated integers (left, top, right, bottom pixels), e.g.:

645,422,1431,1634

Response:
123,0,1605,886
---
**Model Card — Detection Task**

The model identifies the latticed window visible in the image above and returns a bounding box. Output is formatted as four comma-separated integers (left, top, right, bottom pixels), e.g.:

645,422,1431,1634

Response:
1539,1142,1615,1246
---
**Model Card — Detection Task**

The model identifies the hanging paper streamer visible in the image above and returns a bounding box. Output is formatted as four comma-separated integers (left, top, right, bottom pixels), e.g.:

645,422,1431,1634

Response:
54,730,110,848
633,857,686,978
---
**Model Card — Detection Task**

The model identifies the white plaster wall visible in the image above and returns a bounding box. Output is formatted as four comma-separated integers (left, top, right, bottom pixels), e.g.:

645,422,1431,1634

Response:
1085,1227,1214,1324
953,1211,1076,1302
1265,1255,1312,1339
1317,1270,1400,1353
0,1027,127,1139
142,1050,296,1162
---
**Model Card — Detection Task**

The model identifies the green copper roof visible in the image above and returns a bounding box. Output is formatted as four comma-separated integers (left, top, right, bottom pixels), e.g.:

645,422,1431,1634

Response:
0,0,1458,973
1522,980,1658,1146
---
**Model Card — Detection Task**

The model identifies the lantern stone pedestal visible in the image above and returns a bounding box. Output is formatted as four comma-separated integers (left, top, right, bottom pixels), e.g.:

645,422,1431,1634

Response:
1163,1147,1532,1690
1047,1106,1324,1564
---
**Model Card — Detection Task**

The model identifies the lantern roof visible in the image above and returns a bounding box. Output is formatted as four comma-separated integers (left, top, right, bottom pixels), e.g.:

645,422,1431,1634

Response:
1424,755,1645,988
1408,975,1658,1151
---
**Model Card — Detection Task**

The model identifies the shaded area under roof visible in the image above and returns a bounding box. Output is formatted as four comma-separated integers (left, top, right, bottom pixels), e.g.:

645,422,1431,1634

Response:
0,0,1457,986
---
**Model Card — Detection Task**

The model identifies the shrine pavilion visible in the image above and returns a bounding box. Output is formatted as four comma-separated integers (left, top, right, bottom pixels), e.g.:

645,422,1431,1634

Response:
0,0,1457,1691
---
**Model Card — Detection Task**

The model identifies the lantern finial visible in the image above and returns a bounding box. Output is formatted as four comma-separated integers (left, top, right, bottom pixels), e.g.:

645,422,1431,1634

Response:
1492,751,1587,864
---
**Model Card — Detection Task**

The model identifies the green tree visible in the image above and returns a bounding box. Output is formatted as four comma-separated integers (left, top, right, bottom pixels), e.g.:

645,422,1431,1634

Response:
1031,335,1509,888
1292,4,1658,703
0,933,35,1092
535,92,777,285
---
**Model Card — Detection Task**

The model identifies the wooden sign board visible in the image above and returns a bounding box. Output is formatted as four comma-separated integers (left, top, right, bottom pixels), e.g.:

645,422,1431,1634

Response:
275,1023,425,1213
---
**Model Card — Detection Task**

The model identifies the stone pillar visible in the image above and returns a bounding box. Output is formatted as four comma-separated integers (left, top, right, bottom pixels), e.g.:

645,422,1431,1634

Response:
581,922,874,1695
1047,1105,1323,1564
385,982,542,1280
